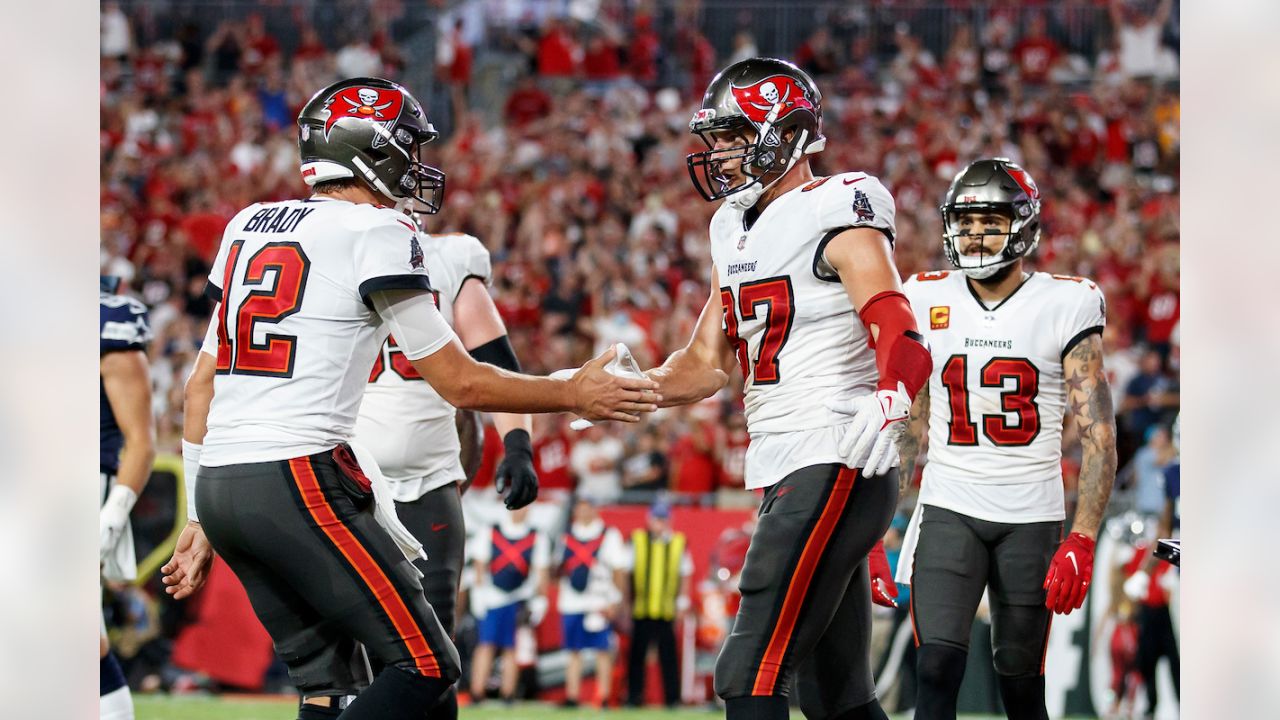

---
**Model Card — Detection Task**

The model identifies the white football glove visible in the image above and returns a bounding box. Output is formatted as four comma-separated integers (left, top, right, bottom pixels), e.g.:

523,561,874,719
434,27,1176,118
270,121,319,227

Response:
100,484,138,562
824,382,912,477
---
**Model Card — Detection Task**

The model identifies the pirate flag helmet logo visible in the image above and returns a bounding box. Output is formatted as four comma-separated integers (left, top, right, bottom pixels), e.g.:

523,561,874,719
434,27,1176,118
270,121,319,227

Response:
321,85,405,145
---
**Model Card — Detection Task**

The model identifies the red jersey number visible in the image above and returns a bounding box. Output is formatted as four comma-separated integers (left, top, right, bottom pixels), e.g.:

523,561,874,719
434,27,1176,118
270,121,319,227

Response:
216,241,311,378
720,277,795,386
941,355,1040,446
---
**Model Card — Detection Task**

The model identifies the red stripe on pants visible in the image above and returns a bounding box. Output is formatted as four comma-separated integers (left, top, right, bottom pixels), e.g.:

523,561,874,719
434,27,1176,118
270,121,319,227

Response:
287,457,440,677
750,467,857,696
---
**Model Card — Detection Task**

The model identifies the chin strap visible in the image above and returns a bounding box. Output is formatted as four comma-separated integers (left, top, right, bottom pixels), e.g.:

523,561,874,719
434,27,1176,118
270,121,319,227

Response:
728,127,810,211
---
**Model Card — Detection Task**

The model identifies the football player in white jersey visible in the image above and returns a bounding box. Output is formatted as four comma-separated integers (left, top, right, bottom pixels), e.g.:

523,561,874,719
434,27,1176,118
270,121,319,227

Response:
352,227,536,720
161,77,659,720
893,159,1117,720
645,58,933,720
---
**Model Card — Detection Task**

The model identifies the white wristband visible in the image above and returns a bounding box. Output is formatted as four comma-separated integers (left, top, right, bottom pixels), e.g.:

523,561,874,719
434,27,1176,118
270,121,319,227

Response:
104,483,138,516
182,440,202,522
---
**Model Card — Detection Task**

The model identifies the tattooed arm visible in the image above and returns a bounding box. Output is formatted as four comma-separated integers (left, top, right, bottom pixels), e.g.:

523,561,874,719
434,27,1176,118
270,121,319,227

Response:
1063,333,1117,539
898,383,930,496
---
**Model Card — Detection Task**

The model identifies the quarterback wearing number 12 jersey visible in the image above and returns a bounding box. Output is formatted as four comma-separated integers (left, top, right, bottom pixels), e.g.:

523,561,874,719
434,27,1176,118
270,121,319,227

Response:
200,197,443,467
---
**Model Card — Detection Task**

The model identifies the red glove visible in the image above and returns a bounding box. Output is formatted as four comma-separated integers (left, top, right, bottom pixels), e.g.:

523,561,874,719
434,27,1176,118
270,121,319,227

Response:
1043,532,1095,614
868,540,899,608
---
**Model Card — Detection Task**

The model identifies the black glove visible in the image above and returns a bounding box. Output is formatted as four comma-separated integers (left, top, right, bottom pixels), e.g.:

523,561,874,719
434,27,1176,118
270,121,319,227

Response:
495,429,539,510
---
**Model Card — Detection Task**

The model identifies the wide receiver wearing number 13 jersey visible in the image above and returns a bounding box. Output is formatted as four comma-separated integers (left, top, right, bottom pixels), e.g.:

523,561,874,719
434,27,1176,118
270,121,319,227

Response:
897,158,1116,720
902,269,1105,521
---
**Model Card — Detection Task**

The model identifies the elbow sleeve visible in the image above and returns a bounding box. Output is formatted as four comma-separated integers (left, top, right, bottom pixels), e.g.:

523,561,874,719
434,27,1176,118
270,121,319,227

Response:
468,335,521,372
371,289,457,361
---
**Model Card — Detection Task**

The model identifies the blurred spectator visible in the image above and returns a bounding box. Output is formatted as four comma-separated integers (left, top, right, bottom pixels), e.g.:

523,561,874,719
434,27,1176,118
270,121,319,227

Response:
1133,242,1180,359
715,412,750,491
504,75,553,128
621,425,668,498
101,1,132,59
537,18,581,78
239,13,279,75
627,14,661,87
942,23,980,88
795,27,841,79
726,30,758,65
1110,0,1177,80
669,403,720,501
469,506,551,703
438,17,475,116
533,415,576,493
555,496,627,709
334,34,381,78
583,33,623,83
1121,537,1180,716
1012,13,1062,85
570,424,624,503
1129,424,1176,516
1119,347,1178,451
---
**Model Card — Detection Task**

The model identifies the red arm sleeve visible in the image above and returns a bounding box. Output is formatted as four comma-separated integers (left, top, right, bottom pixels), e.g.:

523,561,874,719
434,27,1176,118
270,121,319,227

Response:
859,290,932,398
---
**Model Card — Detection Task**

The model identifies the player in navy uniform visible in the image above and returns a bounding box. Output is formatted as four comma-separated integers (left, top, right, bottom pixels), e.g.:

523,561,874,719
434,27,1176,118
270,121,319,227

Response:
99,276,156,720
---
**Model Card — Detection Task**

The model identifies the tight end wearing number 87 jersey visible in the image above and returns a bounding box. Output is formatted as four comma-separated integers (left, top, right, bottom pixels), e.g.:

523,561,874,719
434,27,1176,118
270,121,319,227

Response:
711,169,898,489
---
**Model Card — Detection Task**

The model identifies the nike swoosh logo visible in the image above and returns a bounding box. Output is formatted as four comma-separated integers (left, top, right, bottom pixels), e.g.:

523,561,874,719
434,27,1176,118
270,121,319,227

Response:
432,523,449,532
1066,551,1078,573
843,176,866,185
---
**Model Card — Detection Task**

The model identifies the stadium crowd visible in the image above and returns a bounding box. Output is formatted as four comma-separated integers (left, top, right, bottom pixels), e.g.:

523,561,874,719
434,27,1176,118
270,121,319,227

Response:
101,0,1179,702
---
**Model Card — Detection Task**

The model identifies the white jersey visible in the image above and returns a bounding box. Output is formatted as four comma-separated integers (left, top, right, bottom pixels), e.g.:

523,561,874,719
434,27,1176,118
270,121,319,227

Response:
201,197,452,466
709,172,897,489
904,270,1107,522
354,233,493,501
